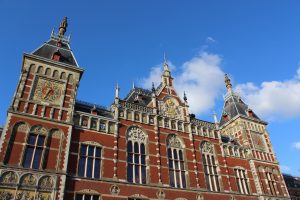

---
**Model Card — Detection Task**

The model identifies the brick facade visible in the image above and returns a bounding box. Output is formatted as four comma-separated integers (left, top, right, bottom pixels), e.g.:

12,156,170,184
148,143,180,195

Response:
0,18,290,200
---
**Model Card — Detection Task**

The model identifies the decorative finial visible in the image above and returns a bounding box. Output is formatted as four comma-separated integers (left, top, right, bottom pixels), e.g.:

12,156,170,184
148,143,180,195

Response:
59,16,68,36
183,91,187,102
115,83,119,99
224,74,232,91
132,81,135,89
152,82,156,93
213,111,218,124
163,52,169,71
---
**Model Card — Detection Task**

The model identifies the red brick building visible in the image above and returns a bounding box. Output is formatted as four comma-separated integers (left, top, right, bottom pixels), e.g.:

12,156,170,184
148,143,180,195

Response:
0,18,290,200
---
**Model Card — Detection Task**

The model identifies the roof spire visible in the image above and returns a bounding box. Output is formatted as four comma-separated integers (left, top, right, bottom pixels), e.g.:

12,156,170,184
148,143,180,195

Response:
59,16,68,36
115,83,119,99
152,82,156,93
132,81,135,89
224,74,233,92
163,52,169,71
183,91,187,102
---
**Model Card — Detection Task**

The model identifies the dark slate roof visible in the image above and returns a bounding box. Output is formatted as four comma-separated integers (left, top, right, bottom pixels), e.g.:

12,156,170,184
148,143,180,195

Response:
32,39,78,67
0,127,3,137
75,100,113,119
124,87,153,106
219,93,260,127
283,174,300,189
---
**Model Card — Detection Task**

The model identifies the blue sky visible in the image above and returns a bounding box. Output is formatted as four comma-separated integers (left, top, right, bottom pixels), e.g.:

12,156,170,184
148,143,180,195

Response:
0,1,299,176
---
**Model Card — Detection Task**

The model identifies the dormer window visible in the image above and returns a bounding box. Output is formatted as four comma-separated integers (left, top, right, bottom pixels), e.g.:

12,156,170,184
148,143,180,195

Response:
52,50,61,61
247,109,253,117
223,112,229,121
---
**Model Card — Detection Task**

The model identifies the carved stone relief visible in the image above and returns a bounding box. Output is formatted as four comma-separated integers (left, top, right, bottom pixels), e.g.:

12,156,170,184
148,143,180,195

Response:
156,189,165,199
127,127,146,143
1,171,18,184
39,176,54,189
201,141,214,154
167,135,182,148
20,174,37,187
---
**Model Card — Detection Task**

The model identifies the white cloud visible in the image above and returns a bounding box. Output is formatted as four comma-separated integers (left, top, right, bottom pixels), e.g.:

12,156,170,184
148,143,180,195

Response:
293,142,300,150
235,67,300,120
141,52,225,115
206,36,216,43
280,165,290,172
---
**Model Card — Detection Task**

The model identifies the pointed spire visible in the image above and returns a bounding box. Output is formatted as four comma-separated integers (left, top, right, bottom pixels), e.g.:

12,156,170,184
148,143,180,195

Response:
115,83,119,99
132,81,135,89
59,16,68,36
152,82,156,93
163,52,169,71
213,111,218,124
224,74,233,92
183,91,187,102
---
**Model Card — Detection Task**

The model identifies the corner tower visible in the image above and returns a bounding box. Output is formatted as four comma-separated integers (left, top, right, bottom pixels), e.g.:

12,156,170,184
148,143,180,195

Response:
0,17,83,200
219,74,289,199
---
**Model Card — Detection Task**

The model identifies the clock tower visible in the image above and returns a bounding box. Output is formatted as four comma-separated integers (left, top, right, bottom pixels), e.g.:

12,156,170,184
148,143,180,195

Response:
0,17,83,200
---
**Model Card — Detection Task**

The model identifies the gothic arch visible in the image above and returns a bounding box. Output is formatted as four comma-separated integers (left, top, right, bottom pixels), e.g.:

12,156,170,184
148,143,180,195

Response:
4,121,29,164
0,170,19,185
166,133,185,149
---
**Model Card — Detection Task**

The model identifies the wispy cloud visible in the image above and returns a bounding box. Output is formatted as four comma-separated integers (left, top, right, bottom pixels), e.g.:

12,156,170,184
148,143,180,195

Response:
140,52,225,115
235,67,300,120
280,165,290,172
293,142,300,150
206,36,216,43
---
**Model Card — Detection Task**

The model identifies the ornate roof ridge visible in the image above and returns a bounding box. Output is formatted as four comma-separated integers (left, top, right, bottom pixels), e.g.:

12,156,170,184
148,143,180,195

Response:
75,99,110,111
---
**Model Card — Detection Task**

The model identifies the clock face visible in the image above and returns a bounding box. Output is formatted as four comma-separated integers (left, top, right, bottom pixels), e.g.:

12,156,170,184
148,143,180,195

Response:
32,78,64,105
160,98,181,119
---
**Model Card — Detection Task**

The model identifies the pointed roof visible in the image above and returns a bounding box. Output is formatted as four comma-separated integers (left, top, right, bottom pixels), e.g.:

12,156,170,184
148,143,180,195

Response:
31,17,79,67
219,74,262,127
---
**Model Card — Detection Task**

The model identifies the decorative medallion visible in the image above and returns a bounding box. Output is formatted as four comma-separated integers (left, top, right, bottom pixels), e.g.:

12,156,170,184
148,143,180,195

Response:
37,193,51,200
1,171,18,184
167,135,182,148
127,127,146,142
201,141,214,154
32,77,64,106
110,185,120,195
156,189,165,199
160,98,181,119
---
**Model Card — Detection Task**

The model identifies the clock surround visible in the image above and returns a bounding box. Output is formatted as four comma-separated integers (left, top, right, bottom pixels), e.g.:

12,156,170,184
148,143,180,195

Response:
31,76,65,106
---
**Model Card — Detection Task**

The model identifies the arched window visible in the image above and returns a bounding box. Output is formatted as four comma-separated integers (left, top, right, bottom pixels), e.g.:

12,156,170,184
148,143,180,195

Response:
22,126,47,169
167,134,186,188
127,127,147,184
265,168,278,195
201,141,220,191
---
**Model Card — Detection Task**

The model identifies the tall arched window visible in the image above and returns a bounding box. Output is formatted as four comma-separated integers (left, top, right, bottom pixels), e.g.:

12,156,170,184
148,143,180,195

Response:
22,126,47,169
127,127,147,184
167,134,186,188
201,141,220,191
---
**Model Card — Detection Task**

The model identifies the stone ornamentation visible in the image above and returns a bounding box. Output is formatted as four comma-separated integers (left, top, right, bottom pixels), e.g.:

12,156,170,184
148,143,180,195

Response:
156,189,165,199
1,171,18,184
167,135,182,148
201,141,214,154
21,174,36,186
196,193,204,200
160,98,181,119
110,185,120,195
0,191,13,200
39,176,54,189
15,191,33,200
127,127,146,142
30,126,47,135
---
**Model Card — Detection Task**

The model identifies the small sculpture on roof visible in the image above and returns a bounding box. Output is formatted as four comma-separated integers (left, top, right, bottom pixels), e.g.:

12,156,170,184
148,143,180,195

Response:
59,16,68,36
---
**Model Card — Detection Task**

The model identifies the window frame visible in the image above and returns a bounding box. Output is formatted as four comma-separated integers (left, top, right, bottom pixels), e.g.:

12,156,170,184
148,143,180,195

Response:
22,129,47,170
77,143,102,179
166,134,187,189
126,127,148,185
